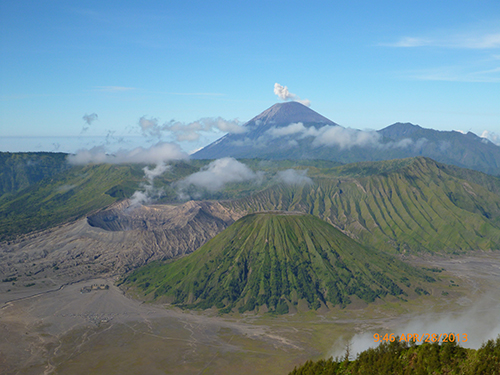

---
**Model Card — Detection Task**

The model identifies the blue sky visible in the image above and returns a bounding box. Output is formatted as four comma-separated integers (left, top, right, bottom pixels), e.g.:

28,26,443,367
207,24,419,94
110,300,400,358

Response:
1,0,499,153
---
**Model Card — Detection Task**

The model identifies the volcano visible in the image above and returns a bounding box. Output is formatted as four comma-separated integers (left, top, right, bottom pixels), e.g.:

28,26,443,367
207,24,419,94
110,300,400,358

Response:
191,101,500,176
123,212,435,314
192,101,339,160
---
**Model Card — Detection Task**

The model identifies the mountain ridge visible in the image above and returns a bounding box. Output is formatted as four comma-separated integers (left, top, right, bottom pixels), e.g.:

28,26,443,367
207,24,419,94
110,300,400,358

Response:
223,157,500,254
192,103,500,176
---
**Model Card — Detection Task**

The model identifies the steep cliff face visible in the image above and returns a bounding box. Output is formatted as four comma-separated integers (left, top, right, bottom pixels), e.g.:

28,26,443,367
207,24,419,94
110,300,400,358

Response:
0,200,244,284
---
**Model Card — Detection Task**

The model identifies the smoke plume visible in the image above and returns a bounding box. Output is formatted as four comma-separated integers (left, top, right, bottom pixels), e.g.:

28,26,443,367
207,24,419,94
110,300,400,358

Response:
129,163,171,207
274,83,311,107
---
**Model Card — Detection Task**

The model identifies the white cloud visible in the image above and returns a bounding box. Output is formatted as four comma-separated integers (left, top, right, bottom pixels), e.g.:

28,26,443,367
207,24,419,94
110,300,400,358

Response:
163,117,246,142
94,86,136,92
274,83,311,107
275,169,313,186
382,37,432,47
139,116,161,138
267,122,307,137
393,138,414,148
176,158,263,196
480,130,500,146
460,33,500,49
139,116,245,142
311,126,381,148
266,123,381,149
383,32,500,49
405,66,500,83
67,142,188,165
129,163,171,207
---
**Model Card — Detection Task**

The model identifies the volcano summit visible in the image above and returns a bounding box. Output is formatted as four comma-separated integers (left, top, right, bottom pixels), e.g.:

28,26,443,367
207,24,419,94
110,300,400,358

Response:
192,102,500,176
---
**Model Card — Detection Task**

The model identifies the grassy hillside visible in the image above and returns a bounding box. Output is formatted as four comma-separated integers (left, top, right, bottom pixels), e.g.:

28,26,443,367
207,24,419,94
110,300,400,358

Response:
2,155,500,255
122,213,436,314
290,335,500,375
0,157,340,240
0,152,70,198
0,159,214,241
225,157,500,253
0,163,143,241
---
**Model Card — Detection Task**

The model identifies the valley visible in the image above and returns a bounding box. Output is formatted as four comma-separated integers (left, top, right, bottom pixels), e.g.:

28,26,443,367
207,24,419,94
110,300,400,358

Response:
1,251,499,374
1,103,500,373
4,1,500,372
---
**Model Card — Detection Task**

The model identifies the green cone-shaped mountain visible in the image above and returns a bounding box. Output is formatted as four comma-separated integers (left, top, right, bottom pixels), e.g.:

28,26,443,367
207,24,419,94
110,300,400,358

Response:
124,212,435,314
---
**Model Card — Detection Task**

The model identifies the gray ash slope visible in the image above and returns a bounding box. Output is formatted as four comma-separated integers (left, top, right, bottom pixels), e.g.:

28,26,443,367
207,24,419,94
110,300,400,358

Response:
192,101,500,176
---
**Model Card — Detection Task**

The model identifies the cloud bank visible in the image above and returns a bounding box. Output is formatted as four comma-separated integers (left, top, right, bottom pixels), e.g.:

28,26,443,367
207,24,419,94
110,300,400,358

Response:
67,142,188,165
274,83,311,107
176,158,264,199
139,116,245,142
267,122,382,149
275,169,313,186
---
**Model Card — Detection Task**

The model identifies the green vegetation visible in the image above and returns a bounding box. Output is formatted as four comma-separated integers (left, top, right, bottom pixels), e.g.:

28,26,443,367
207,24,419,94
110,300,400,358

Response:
122,213,435,314
289,336,500,375
226,157,500,253
2,154,500,257
0,152,69,198
0,163,142,240
0,160,201,241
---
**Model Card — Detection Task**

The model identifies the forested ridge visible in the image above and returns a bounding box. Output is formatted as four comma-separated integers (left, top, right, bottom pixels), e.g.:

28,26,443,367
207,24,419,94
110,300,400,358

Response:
289,336,500,375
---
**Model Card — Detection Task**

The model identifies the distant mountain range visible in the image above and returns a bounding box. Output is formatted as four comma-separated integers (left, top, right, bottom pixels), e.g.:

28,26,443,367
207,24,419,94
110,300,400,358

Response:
192,102,500,176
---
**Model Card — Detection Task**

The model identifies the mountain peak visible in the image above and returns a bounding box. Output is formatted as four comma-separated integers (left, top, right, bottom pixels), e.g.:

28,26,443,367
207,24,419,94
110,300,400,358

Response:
378,122,422,138
245,101,337,128
124,212,433,313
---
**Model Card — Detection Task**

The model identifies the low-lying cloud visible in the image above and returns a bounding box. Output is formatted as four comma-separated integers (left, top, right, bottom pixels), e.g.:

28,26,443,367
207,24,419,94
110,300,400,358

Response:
274,83,311,107
68,142,188,165
481,130,500,146
329,297,500,360
267,122,381,149
139,116,245,142
176,157,263,199
275,169,313,186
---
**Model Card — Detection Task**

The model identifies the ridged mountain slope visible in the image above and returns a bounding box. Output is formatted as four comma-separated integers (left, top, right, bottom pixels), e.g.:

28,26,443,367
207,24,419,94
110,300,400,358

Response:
0,152,69,198
0,161,203,241
123,212,435,314
224,157,500,253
